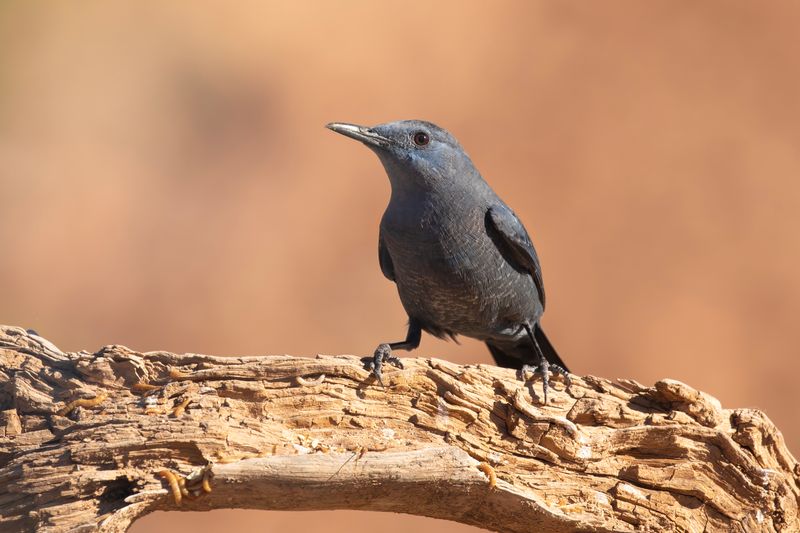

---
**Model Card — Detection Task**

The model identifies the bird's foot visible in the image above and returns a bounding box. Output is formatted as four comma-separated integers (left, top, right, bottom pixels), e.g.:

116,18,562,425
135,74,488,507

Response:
518,360,570,404
549,363,571,380
363,343,404,386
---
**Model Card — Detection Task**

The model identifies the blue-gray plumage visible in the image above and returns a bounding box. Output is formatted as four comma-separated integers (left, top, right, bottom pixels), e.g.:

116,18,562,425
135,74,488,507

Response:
327,120,569,403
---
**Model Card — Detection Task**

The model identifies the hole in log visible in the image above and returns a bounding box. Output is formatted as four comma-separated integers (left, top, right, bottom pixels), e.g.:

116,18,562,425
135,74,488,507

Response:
99,476,136,515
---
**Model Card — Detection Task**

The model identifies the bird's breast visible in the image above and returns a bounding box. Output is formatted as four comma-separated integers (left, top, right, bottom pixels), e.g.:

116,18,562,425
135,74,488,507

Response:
380,205,540,338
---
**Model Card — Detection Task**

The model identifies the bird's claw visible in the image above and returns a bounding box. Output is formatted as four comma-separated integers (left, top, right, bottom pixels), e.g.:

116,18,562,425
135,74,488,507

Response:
363,343,404,386
518,360,570,404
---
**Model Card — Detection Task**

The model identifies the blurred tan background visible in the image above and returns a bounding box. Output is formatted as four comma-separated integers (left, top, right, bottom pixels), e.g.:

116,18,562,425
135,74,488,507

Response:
1,1,798,531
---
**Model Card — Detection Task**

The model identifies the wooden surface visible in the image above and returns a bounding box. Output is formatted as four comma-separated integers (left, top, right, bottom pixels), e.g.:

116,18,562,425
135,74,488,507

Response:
0,325,797,532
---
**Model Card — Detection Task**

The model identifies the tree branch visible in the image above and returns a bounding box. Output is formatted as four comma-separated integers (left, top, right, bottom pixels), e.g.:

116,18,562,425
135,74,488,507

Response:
0,325,797,532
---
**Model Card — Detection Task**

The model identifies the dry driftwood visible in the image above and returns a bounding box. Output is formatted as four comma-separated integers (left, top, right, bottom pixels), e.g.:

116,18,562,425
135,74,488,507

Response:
0,325,797,532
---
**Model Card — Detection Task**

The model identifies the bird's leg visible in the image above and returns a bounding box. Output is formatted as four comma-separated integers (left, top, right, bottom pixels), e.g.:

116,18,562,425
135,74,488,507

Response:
364,319,421,386
522,324,552,404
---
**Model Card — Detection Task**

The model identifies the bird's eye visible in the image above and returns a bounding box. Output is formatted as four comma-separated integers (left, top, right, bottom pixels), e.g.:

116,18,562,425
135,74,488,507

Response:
413,131,430,146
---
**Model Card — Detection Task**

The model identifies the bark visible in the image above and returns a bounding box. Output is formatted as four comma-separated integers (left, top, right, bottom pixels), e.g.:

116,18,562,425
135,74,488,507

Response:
0,325,797,533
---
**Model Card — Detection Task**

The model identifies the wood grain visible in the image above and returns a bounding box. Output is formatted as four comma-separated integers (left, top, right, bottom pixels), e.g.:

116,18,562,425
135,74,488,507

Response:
0,325,797,532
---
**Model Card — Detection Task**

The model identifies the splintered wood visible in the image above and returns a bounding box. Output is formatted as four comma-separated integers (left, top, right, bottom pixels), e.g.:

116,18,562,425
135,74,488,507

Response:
0,325,797,533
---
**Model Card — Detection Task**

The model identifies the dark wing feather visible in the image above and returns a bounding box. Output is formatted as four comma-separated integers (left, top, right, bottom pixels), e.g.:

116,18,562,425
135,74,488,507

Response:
378,230,396,282
485,205,545,309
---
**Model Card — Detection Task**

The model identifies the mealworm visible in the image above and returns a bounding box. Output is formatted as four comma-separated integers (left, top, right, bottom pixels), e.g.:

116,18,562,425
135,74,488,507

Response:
177,476,189,497
477,462,496,489
171,397,191,417
57,393,107,416
157,470,182,505
296,374,326,386
201,466,212,493
169,368,190,380
131,382,160,393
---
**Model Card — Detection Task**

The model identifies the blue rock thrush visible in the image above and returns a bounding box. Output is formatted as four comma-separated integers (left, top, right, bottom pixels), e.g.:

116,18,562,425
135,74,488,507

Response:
327,120,569,403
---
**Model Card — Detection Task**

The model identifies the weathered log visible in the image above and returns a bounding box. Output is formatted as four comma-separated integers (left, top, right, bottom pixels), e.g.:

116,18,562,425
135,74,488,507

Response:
0,325,797,532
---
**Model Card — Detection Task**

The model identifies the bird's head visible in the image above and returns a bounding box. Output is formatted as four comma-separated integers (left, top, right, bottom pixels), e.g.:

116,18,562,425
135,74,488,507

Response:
326,120,482,196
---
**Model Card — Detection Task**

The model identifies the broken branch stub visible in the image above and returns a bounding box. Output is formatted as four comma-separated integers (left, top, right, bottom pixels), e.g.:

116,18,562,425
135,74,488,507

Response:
0,325,797,532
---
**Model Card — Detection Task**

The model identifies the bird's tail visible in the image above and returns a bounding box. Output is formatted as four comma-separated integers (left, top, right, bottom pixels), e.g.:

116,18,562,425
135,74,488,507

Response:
485,324,569,372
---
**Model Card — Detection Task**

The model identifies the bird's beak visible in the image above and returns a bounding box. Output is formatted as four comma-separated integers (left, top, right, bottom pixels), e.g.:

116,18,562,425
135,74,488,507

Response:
326,122,391,148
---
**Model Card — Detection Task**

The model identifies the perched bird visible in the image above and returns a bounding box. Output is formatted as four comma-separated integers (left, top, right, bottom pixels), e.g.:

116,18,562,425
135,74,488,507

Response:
327,120,569,403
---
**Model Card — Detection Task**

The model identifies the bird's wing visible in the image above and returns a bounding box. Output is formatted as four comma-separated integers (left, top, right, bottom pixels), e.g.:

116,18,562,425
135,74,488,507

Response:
378,230,396,282
486,205,545,308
